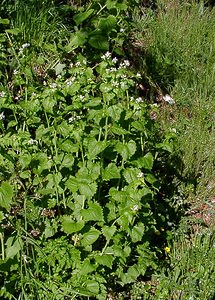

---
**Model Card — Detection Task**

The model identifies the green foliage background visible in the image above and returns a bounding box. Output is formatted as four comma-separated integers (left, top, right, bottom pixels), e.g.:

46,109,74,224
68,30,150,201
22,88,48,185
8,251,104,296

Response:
0,0,214,299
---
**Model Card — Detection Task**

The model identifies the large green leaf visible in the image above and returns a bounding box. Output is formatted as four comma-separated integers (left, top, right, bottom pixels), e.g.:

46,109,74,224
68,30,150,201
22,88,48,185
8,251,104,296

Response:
115,140,136,161
88,34,109,50
120,264,140,284
42,97,56,114
73,9,94,26
123,168,139,184
66,31,88,51
59,140,79,153
0,18,10,24
98,15,117,33
66,177,79,193
102,163,121,181
81,227,100,247
5,237,23,260
130,223,145,243
87,140,107,160
111,124,130,135
19,154,31,169
0,182,13,211
95,254,114,268
102,225,116,241
78,181,97,200
81,202,103,222
61,154,74,168
132,152,154,170
61,216,85,234
80,258,96,275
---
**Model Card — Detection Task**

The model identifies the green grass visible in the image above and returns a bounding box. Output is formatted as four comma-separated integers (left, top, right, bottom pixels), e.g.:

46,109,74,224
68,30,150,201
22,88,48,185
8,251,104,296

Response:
130,226,215,299
131,0,215,203
130,1,215,298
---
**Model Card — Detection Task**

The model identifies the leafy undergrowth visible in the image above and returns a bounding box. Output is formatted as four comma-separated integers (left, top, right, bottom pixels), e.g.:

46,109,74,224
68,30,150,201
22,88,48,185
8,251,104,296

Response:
0,0,214,299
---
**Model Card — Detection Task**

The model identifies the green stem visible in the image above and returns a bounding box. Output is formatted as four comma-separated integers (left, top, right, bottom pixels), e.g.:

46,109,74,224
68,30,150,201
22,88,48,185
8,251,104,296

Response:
104,115,108,142
0,233,4,260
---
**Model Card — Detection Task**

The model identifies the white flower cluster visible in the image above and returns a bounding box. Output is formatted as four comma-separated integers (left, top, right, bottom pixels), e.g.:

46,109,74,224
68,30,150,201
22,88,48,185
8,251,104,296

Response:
136,97,143,103
0,112,5,120
68,115,81,123
106,67,117,73
101,51,112,60
28,139,38,145
19,43,30,52
113,81,119,87
49,83,57,89
132,205,139,211
112,57,118,64
0,91,6,97
163,94,175,105
119,60,130,68
66,76,75,86
137,172,144,179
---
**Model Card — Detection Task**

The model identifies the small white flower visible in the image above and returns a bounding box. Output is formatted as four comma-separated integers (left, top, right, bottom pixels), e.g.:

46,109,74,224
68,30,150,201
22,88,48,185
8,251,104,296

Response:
113,81,119,87
79,95,84,100
136,73,141,78
171,128,177,133
0,112,5,120
121,74,127,79
70,63,74,68
132,205,139,211
31,92,36,97
120,28,125,33
119,60,130,69
0,91,6,97
121,82,126,88
163,94,175,105
130,96,134,101
66,80,73,86
28,139,37,145
19,43,30,52
112,57,118,63
136,97,144,103
21,43,30,49
49,83,57,89
137,172,144,179
13,69,18,75
124,60,130,67
22,255,28,263
68,116,75,123
75,61,81,67
101,51,111,60
110,67,117,72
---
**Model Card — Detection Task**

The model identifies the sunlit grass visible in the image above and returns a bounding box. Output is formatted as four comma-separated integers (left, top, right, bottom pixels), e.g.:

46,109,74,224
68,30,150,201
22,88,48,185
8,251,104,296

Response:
132,0,215,203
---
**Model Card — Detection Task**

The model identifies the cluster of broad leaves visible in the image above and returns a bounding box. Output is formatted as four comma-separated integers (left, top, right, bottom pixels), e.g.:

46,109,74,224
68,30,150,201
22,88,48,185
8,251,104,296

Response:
0,1,175,299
